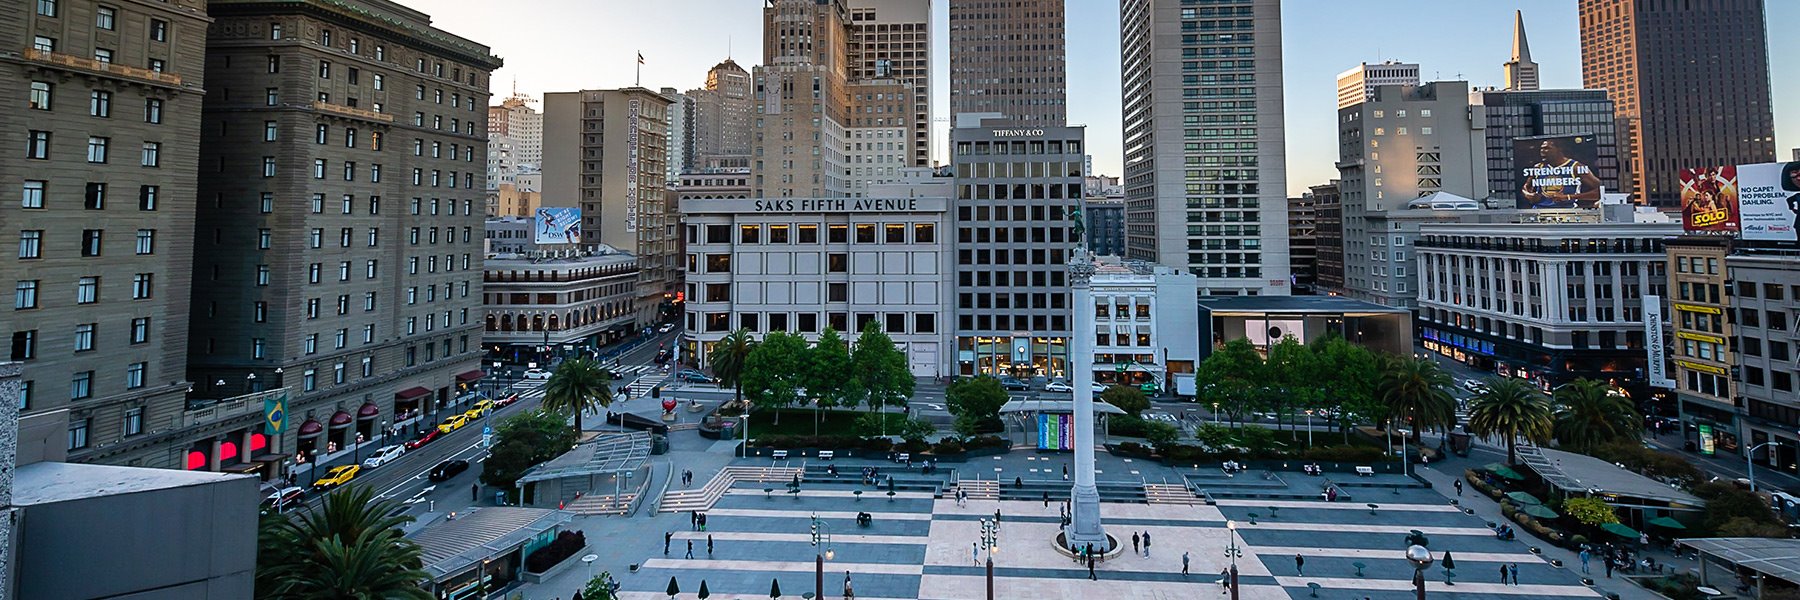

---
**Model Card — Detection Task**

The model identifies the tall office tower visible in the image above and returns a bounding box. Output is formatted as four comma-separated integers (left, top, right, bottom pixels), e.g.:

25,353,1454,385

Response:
1120,0,1289,296
1334,81,1486,307
1286,194,1317,293
661,87,696,183
191,0,501,471
687,58,752,170
950,116,1084,377
7,0,210,466
848,0,931,167
488,93,542,170
1309,182,1344,291
948,0,1066,127
1578,0,1775,206
1502,11,1539,91
751,0,852,198
1335,61,1419,110
844,78,919,197
543,88,679,325
1472,88,1620,200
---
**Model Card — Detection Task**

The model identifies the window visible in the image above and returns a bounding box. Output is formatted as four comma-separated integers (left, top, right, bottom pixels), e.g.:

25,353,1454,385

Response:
313,158,326,178
135,229,154,254
80,230,102,256
130,317,148,343
266,88,279,106
131,273,152,298
150,19,167,42
22,181,45,208
68,418,88,450
26,131,49,159
263,157,277,177
85,182,106,209
126,362,145,388
95,6,115,29
140,142,160,167
315,123,328,144
318,61,331,79
16,281,40,309
37,0,56,16
29,82,51,110
123,407,143,436
18,231,42,259
76,276,98,303
256,265,270,285
139,185,158,210
265,121,279,141
260,192,274,212
302,369,316,392
93,48,112,63
86,136,108,162
11,331,35,360
253,301,266,322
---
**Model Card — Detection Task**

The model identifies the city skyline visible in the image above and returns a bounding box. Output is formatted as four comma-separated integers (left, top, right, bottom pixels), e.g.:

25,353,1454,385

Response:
428,0,1800,195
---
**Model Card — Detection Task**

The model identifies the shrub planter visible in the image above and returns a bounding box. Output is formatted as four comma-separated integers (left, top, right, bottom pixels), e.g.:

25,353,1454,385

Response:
522,540,588,584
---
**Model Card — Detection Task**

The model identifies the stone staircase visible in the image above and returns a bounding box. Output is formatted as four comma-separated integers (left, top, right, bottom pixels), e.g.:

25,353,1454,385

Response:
565,493,637,515
954,478,999,501
1143,483,1200,505
659,466,800,513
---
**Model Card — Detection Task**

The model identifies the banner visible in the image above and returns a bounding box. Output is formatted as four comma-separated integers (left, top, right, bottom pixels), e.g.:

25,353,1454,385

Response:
1036,413,1073,451
1643,295,1675,389
1515,134,1603,209
534,207,581,244
1680,161,1800,242
264,392,288,435
1679,166,1740,233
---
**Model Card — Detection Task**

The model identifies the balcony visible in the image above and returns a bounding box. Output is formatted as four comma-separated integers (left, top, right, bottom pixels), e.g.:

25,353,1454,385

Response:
313,101,395,123
22,48,182,87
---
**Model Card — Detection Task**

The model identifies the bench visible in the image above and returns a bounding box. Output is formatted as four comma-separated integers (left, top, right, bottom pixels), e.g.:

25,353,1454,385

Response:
818,450,835,460
1355,466,1374,476
772,450,789,460
895,452,910,463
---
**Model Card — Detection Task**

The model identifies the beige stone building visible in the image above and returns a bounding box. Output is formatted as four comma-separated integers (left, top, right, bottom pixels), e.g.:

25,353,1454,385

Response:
848,0,931,167
486,182,541,218
686,58,752,170
948,0,1066,127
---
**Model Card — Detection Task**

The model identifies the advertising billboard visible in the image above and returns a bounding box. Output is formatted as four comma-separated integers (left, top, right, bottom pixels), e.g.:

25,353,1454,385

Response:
1679,161,1800,242
1036,413,1073,451
534,207,581,245
1514,134,1603,209
1642,295,1675,389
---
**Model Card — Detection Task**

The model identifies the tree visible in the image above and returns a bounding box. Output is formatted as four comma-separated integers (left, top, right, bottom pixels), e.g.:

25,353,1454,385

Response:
1099,385,1150,417
742,331,809,424
897,417,936,445
852,321,914,422
1376,357,1457,443
1262,336,1316,431
541,357,613,433
1693,481,1784,535
1309,334,1382,437
1553,378,1641,454
804,328,857,435
1143,420,1181,449
946,376,1009,429
256,486,431,600
711,329,758,405
1197,338,1264,426
480,410,579,491
1465,377,1552,465
1562,497,1619,526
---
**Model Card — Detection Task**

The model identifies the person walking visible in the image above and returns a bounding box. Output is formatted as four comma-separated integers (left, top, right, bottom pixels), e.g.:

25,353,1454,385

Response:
1509,563,1519,585
1143,531,1152,557
1579,548,1591,574
1131,532,1140,555
1087,554,1097,580
843,572,854,600
1043,491,1050,507
690,511,699,530
972,542,980,566
1063,464,1070,480
1604,557,1614,578
994,509,1001,524
685,539,694,559
1295,554,1304,576
1453,479,1463,496
664,532,672,556
707,534,714,556
699,513,708,531
472,482,480,501
1498,563,1509,585
1182,551,1191,576
1220,569,1230,594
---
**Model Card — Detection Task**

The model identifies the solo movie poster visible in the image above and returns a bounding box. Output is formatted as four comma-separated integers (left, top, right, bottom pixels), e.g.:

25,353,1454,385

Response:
1680,162,1800,242
1514,134,1603,209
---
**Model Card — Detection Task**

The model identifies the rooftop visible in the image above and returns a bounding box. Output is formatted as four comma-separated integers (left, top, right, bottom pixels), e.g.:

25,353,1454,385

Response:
484,251,637,270
13,462,255,506
517,432,653,485
1196,295,1412,315
408,506,571,579
1000,398,1128,416
1517,446,1704,507
1675,538,1800,584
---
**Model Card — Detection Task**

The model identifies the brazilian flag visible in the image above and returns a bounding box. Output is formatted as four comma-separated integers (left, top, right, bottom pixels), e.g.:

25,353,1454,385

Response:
264,392,288,435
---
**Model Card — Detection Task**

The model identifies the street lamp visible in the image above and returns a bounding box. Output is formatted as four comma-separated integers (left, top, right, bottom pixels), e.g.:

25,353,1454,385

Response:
1224,520,1242,600
1405,542,1433,600
980,518,1000,600
1749,441,1783,493
810,513,834,600
1212,402,1220,426
1304,409,1315,448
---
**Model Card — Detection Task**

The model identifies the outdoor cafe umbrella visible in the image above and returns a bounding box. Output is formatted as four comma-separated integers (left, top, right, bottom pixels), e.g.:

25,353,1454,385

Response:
1505,491,1542,505
1521,504,1559,519
1485,463,1527,480
1601,522,1640,539
770,578,782,598
666,577,680,599
1647,516,1687,530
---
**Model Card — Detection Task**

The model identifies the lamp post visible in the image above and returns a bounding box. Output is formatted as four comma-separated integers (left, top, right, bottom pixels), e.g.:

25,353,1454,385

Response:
1212,402,1220,426
1748,441,1783,493
809,513,834,600
1225,520,1242,600
1405,543,1433,600
1304,409,1315,448
980,517,1000,600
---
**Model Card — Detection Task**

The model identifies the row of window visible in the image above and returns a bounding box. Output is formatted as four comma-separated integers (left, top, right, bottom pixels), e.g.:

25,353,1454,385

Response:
30,34,170,72
694,310,935,336
18,180,159,211
25,133,162,166
10,316,153,362
28,84,166,123
692,223,937,246
18,228,155,259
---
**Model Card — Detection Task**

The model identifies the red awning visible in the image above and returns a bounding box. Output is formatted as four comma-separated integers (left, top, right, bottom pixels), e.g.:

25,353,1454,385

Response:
328,410,353,428
356,401,380,419
455,369,487,383
395,386,432,400
297,419,324,438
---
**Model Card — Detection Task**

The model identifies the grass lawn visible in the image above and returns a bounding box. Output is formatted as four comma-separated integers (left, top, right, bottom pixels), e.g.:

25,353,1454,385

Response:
747,407,908,437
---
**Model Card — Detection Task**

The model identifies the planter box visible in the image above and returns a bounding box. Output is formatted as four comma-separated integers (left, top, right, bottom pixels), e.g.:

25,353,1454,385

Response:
520,543,587,584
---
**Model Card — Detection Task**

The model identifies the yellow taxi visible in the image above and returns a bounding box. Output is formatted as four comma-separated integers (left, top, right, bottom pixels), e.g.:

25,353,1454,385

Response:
313,465,360,490
437,413,473,433
468,398,495,416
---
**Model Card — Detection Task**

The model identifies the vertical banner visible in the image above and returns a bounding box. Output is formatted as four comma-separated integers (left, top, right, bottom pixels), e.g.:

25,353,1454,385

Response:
1698,423,1716,456
626,98,641,233
1643,295,1675,388
263,391,288,435
1036,414,1074,451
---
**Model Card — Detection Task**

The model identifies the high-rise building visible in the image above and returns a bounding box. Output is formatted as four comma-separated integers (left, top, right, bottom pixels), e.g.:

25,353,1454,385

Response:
844,77,919,197
7,0,211,467
1287,193,1317,293
661,87,696,183
687,59,752,170
751,0,853,198
849,0,931,167
1120,0,1289,296
950,117,1084,376
1502,11,1539,92
1310,182,1344,292
1578,0,1776,206
1663,236,1737,457
1335,61,1420,110
191,0,502,471
543,88,679,326
1334,80,1487,307
1083,198,1125,258
488,93,542,170
948,0,1066,127
1471,88,1620,202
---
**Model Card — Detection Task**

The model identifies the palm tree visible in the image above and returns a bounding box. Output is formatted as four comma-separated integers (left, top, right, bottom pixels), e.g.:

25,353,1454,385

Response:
1465,377,1553,465
711,329,757,405
1553,378,1641,453
1376,357,1457,443
256,485,431,599
541,357,613,433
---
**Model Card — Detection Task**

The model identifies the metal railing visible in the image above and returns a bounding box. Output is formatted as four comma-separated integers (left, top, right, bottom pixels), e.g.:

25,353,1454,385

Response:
312,101,395,123
23,48,182,86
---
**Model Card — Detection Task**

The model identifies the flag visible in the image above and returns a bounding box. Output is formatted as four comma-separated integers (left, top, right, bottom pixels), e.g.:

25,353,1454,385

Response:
637,52,645,65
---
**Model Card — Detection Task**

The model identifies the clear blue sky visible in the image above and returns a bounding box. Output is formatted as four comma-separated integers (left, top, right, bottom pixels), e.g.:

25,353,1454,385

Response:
433,0,1798,196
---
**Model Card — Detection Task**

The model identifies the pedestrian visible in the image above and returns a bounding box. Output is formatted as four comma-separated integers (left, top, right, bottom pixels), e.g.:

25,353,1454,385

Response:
995,509,1001,524
1580,549,1591,574
1182,551,1191,576
1605,557,1614,578
1088,554,1097,580
664,532,671,556
690,511,698,530
1063,464,1069,480
972,542,980,565
707,534,714,555
1295,554,1304,576
1143,531,1152,557
699,513,708,531
1043,491,1050,507
1132,532,1140,555
472,482,480,501
1510,562,1519,585
685,539,694,559
1014,476,1023,489
844,571,855,599
1220,568,1230,593
1453,479,1463,496
1498,563,1509,585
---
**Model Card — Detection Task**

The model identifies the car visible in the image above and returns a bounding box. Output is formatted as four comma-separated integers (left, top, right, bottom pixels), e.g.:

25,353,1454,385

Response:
361,445,406,469
313,465,360,490
676,369,714,384
405,428,443,450
428,459,470,482
1461,379,1489,394
998,377,1030,391
262,486,306,512
494,393,521,408
1045,379,1074,393
470,398,495,414
437,413,473,433
658,323,675,333
523,368,552,380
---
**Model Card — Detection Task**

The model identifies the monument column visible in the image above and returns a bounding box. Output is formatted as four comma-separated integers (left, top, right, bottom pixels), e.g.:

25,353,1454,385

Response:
1066,249,1109,550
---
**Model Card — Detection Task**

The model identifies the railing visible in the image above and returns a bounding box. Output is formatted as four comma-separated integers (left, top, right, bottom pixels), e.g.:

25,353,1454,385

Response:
23,48,182,86
312,101,395,123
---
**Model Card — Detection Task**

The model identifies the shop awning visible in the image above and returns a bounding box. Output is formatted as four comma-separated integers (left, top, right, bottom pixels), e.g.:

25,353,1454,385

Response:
395,386,432,400
455,369,486,383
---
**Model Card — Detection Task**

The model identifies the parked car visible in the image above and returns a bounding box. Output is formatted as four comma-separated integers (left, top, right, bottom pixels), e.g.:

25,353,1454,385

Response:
428,459,470,482
676,369,714,384
313,465,360,490
1045,379,1074,392
361,445,406,469
523,368,552,380
437,413,473,433
998,376,1030,391
494,393,521,408
470,398,495,414
405,428,443,450
262,486,306,512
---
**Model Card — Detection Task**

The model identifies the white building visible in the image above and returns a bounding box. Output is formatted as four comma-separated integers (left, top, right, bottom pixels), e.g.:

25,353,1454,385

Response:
1336,60,1421,109
1087,258,1200,394
679,173,953,376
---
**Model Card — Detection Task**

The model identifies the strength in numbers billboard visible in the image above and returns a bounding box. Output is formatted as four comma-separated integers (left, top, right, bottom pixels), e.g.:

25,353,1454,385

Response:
1514,134,1603,209
1683,162,1800,242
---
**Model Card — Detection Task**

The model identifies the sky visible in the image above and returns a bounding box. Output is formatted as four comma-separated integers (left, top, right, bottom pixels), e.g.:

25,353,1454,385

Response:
431,0,1799,196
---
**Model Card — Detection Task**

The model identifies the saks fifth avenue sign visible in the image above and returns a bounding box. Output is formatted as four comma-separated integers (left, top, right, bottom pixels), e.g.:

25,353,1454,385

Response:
752,198,921,213
992,129,1046,137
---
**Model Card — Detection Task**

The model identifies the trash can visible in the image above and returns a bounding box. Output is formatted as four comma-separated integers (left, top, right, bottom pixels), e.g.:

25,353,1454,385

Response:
651,434,669,455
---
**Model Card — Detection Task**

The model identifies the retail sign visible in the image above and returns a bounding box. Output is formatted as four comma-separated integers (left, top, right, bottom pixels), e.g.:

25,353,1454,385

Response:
1674,359,1728,376
992,129,1046,138
1643,295,1676,388
1672,302,1722,315
1676,331,1727,345
1698,423,1716,456
750,198,921,213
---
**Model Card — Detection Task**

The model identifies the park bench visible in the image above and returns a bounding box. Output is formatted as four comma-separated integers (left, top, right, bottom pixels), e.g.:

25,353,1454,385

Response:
772,450,789,460
1355,466,1374,476
818,450,834,460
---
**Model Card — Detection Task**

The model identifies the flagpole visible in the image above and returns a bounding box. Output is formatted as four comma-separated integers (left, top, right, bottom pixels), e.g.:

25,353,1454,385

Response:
635,50,641,87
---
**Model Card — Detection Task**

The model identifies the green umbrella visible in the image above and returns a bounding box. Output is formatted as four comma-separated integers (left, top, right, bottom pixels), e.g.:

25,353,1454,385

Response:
1646,516,1686,530
1521,504,1559,519
1492,466,1526,480
699,580,711,599
667,576,680,598
1505,491,1542,505
1601,522,1640,538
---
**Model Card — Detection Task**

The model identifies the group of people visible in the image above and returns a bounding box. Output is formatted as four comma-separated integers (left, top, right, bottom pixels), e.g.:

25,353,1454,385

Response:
855,511,873,527
1302,462,1324,476
1320,485,1340,502
858,466,882,486
1580,542,1661,578
1221,460,1245,474
1492,523,1516,540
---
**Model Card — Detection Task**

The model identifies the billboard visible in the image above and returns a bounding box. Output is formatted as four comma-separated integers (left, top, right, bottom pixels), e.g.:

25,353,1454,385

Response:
1679,161,1800,242
534,207,581,244
1036,413,1073,451
1515,134,1603,209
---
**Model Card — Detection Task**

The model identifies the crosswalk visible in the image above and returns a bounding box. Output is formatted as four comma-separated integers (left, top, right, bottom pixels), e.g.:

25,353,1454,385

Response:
507,364,673,400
